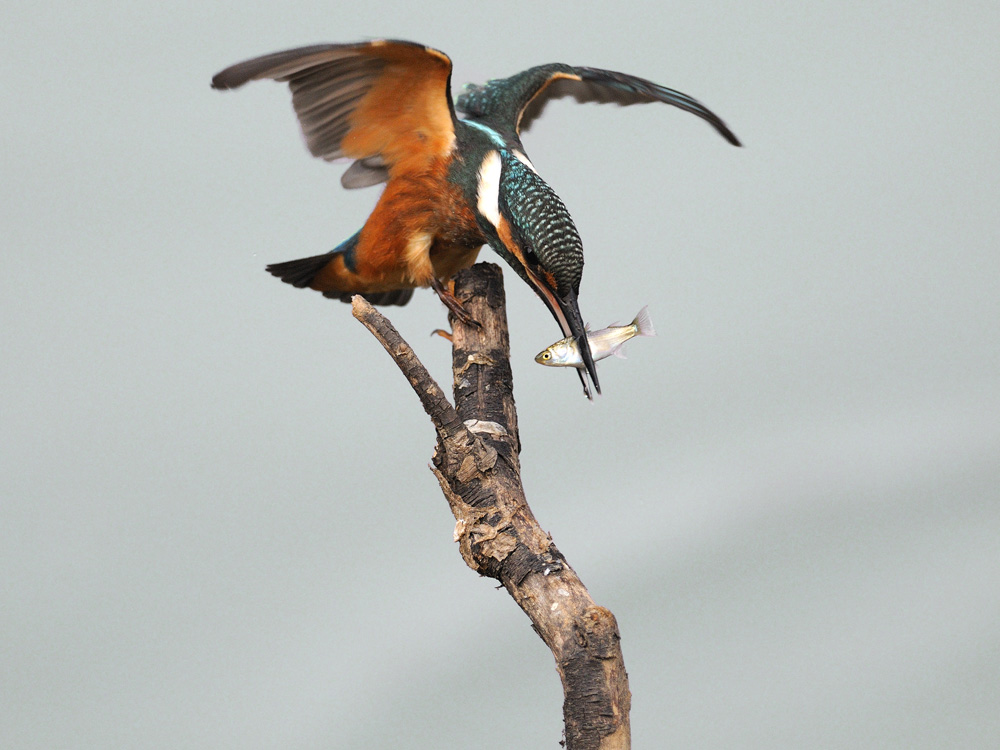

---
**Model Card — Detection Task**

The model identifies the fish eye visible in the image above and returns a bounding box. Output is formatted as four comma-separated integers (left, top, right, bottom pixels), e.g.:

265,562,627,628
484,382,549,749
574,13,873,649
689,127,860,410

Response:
541,352,550,360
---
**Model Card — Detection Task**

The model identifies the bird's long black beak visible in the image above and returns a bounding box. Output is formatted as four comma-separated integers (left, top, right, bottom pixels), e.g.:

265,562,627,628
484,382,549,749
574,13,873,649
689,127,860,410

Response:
525,272,600,399
558,293,601,400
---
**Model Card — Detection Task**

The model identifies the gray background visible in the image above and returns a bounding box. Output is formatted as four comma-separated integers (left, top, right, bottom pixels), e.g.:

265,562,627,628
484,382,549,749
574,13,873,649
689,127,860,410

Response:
3,1,999,747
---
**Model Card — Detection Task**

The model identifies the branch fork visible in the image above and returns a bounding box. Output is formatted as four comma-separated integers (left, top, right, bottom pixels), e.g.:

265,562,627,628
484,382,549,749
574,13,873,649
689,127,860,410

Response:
351,263,630,750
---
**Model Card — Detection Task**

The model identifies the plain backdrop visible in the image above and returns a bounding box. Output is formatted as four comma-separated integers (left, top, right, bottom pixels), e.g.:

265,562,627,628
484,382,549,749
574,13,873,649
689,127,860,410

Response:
3,1,999,748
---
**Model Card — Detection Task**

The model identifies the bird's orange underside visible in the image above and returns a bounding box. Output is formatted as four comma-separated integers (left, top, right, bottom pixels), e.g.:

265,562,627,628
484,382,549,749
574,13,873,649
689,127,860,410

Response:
310,158,481,295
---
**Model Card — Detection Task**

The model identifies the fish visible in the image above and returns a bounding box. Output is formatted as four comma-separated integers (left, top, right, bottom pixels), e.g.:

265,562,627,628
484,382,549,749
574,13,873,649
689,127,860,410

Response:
535,306,655,368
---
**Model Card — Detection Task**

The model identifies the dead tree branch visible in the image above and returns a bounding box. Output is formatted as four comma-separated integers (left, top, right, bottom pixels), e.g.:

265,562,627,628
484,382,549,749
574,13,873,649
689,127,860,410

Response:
351,263,631,750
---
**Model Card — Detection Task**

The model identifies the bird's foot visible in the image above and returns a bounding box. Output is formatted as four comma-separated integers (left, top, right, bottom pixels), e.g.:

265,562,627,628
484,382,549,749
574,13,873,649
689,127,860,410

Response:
430,328,454,342
431,277,482,328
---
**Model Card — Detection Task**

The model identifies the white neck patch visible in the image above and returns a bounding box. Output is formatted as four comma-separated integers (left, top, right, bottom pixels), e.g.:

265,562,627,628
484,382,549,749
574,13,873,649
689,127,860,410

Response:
512,150,537,173
476,150,503,229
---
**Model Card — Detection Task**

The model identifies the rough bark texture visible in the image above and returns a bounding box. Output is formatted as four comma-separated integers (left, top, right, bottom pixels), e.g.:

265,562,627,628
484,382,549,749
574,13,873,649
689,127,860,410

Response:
351,263,631,750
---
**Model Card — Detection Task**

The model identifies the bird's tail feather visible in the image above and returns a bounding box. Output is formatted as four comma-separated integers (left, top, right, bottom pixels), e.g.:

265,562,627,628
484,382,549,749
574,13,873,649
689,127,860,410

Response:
266,253,332,288
349,288,414,306
265,253,414,306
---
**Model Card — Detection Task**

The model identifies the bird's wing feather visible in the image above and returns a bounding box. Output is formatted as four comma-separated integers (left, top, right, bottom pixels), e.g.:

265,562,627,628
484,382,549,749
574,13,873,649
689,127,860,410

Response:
212,40,456,187
456,63,740,146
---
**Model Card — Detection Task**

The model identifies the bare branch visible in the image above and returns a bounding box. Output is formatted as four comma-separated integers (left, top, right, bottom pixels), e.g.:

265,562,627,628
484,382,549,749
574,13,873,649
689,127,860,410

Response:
352,265,631,749
351,294,464,440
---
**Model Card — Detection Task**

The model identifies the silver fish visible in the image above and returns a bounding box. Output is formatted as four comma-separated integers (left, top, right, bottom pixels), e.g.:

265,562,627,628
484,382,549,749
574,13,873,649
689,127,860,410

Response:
535,306,655,368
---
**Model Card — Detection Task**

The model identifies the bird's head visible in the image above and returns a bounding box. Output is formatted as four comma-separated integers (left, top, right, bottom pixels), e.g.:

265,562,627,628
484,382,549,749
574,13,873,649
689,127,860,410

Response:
474,147,600,397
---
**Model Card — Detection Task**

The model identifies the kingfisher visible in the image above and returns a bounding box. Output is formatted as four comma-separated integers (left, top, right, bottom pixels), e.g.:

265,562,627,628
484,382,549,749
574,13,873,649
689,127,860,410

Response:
212,40,740,398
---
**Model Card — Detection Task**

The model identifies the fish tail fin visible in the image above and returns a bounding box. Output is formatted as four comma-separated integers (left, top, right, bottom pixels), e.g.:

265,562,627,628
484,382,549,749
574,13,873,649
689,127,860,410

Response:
633,305,656,337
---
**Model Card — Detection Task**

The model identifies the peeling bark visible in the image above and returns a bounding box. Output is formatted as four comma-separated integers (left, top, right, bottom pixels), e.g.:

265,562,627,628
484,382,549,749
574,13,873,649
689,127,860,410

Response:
352,263,631,749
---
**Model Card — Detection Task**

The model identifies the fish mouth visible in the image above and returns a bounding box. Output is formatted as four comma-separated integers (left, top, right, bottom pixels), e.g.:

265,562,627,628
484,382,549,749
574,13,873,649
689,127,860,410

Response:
519,264,600,398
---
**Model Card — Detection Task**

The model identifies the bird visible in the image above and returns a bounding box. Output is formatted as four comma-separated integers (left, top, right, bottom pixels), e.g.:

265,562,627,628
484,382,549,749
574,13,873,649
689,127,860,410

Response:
211,40,740,398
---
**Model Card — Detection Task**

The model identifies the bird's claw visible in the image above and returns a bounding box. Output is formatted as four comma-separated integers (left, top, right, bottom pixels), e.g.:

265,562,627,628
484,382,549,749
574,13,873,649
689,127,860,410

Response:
431,277,482,328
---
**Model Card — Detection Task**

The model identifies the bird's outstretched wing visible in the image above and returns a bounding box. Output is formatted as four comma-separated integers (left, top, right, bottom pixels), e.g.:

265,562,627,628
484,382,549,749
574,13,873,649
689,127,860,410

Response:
212,40,456,188
456,63,740,146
